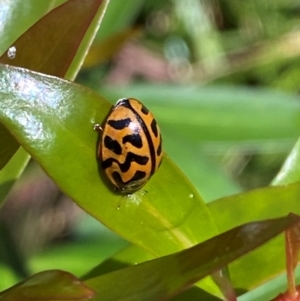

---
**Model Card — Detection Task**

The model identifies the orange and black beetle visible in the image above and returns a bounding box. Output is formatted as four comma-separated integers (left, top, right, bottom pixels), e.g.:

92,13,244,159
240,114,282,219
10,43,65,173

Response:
95,98,162,194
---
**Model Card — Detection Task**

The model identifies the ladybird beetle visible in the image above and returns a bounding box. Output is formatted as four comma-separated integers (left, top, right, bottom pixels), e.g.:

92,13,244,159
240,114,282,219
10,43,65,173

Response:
95,98,163,194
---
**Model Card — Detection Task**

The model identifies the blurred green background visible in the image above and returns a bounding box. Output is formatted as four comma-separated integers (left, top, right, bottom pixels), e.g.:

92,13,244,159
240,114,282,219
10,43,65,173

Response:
2,0,300,292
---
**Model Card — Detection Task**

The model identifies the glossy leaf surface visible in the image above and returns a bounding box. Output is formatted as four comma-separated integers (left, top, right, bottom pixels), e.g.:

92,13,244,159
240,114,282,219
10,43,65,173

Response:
0,0,62,55
82,243,223,300
208,181,300,290
0,270,95,301
0,64,217,257
0,0,53,168
0,0,104,77
85,215,300,301
0,0,107,169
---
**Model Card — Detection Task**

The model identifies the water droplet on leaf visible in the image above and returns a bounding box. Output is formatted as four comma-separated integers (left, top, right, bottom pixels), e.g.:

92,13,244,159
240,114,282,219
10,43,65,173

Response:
7,46,16,59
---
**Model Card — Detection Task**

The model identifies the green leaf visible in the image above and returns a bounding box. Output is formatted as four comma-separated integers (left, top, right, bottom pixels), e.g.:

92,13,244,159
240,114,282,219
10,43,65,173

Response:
272,138,300,185
81,244,222,300
0,0,108,168
0,64,218,257
0,0,52,170
0,0,60,55
0,270,95,301
0,0,106,78
207,181,300,291
85,214,300,301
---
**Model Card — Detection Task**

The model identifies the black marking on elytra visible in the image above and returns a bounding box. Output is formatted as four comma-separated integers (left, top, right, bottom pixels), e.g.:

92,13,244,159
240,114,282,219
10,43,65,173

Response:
102,152,149,173
118,99,131,110
123,134,143,148
112,170,146,187
141,105,149,115
108,118,131,130
104,135,122,155
102,158,113,170
124,101,157,175
130,170,147,182
157,138,162,156
150,119,158,137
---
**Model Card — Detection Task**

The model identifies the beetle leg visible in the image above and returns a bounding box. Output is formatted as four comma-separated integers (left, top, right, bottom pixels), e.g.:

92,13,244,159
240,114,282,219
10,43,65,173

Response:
94,124,103,132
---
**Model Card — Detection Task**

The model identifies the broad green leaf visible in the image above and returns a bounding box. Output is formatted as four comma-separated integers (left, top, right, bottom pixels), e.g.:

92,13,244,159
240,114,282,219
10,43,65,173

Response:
81,244,224,300
0,0,63,55
0,0,55,169
0,0,108,169
0,270,95,301
0,64,218,257
85,215,300,301
207,181,300,291
0,0,106,78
